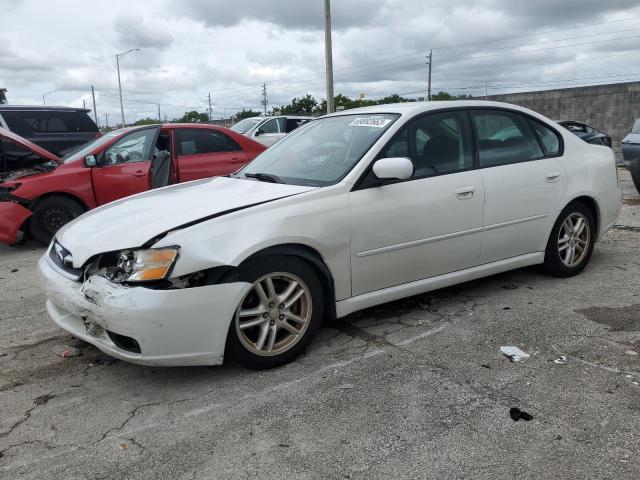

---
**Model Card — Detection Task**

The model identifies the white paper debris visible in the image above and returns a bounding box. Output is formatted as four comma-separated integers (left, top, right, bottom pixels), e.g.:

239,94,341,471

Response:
500,346,530,362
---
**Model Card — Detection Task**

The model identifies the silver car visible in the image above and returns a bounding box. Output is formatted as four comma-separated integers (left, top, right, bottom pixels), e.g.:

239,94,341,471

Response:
231,115,312,147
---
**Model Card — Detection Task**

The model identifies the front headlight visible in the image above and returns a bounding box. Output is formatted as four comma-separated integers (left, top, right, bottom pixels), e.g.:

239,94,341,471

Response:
108,247,179,283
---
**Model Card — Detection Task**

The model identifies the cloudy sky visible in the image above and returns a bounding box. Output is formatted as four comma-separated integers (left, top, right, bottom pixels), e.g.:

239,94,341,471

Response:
1,0,640,125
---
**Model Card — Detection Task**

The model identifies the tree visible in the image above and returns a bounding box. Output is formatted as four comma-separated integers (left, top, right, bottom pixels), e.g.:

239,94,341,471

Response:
279,94,318,115
235,109,261,120
175,110,209,123
431,91,473,101
132,117,159,126
0,88,6,104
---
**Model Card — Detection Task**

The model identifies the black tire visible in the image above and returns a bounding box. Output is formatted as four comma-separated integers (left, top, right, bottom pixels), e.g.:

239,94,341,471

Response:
629,158,640,194
543,201,596,277
223,255,325,370
27,196,85,245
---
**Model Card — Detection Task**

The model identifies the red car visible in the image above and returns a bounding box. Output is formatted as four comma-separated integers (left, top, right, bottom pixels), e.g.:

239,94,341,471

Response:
0,123,266,245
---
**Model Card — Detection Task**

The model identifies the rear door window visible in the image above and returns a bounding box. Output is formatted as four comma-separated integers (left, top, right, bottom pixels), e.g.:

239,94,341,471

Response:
177,129,240,155
2,111,98,135
471,111,544,167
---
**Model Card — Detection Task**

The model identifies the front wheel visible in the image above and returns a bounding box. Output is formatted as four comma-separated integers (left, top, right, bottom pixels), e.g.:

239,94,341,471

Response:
27,196,85,245
543,202,595,277
224,256,325,370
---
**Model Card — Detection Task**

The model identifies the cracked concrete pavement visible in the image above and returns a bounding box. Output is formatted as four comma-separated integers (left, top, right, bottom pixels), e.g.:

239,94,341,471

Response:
0,170,639,479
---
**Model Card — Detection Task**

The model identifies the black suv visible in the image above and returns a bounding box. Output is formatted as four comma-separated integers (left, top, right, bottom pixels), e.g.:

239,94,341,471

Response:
0,106,99,158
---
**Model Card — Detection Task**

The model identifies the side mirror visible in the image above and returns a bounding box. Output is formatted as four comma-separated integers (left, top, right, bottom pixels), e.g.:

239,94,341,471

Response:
84,154,97,167
372,157,414,181
254,129,264,136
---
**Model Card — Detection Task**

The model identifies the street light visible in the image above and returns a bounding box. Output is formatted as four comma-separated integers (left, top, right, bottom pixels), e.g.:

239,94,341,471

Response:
42,90,58,105
116,48,140,127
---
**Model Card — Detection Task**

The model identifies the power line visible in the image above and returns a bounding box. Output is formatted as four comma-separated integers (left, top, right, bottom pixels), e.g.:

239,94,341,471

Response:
238,16,640,91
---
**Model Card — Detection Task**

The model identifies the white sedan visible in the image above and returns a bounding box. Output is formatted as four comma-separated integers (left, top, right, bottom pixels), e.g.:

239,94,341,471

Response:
39,101,622,369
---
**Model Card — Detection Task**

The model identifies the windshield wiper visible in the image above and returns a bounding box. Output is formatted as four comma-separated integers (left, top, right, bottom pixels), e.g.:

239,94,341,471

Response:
244,172,284,184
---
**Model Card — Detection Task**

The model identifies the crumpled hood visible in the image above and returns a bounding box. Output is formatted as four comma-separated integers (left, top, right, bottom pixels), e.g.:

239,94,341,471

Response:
0,164,58,182
56,176,316,267
0,126,61,175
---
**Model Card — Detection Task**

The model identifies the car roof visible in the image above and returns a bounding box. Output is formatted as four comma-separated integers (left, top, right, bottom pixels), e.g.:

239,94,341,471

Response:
0,105,91,113
323,100,539,118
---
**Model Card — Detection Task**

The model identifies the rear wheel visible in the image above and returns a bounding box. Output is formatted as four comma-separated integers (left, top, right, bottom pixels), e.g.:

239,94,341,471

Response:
224,255,325,370
543,201,595,277
27,196,85,245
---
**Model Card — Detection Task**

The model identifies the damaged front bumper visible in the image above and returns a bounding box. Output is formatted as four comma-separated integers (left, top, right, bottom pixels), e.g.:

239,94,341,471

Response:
39,254,251,366
0,201,32,244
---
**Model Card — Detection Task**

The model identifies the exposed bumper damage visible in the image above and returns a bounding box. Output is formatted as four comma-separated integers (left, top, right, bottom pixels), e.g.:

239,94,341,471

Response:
0,200,32,244
39,254,252,366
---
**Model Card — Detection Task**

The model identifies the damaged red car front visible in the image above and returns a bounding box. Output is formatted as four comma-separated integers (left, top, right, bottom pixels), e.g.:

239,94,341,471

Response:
0,127,62,244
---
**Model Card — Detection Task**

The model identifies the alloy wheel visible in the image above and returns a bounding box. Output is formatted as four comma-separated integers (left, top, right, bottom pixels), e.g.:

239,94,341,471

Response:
557,212,590,267
234,272,312,356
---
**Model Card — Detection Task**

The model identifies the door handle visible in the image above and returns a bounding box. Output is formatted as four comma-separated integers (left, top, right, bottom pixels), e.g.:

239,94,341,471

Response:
454,186,475,200
133,170,146,177
230,157,245,163
545,171,561,183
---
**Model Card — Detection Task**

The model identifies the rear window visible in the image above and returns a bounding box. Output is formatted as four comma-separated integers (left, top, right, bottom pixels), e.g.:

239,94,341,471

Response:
1,110,98,135
632,119,640,134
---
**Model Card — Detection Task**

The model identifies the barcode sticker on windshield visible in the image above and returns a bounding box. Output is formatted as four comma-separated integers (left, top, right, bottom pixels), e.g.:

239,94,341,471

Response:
349,117,391,128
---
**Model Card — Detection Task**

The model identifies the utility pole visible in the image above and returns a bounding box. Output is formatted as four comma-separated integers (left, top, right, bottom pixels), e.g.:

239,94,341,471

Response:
324,0,334,114
261,83,268,115
485,80,488,100
91,85,98,126
158,104,161,122
105,113,109,128
426,50,432,101
116,48,140,127
208,93,212,122
82,99,86,109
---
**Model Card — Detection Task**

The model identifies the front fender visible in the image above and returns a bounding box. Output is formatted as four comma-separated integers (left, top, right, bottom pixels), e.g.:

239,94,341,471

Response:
0,201,32,244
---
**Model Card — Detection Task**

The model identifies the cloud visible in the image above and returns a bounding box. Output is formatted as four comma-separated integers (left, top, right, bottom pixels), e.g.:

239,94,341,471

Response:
113,12,174,49
176,0,385,30
2,0,640,122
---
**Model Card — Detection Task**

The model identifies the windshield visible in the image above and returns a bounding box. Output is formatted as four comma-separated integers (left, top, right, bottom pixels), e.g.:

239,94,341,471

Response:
62,128,131,164
632,119,640,134
237,113,399,186
231,118,262,134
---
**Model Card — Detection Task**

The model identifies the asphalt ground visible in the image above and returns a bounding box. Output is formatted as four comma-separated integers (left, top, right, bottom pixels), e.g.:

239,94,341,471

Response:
1,170,639,479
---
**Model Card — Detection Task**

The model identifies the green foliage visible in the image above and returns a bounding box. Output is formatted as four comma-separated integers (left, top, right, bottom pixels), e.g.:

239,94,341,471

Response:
175,110,209,123
278,94,318,115
235,108,262,120
0,88,7,104
430,91,473,101
132,117,159,126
